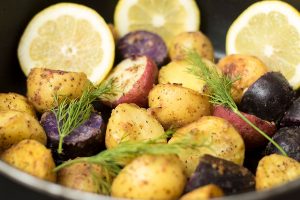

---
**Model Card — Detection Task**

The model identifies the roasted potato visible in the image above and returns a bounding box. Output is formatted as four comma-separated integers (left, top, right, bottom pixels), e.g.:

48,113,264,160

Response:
148,84,211,129
105,103,165,149
180,184,224,200
27,68,91,113
58,162,107,194
158,60,207,94
280,96,300,127
0,92,36,118
168,116,245,176
185,155,255,195
169,31,214,61
256,154,300,190
111,154,186,200
217,54,268,103
0,110,46,152
1,139,56,182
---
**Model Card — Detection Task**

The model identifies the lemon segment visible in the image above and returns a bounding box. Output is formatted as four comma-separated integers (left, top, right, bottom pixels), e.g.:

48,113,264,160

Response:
226,1,300,89
18,3,115,85
114,0,200,46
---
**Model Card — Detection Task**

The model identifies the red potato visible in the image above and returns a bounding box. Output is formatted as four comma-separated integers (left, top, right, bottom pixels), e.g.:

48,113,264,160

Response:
213,106,276,149
101,56,158,107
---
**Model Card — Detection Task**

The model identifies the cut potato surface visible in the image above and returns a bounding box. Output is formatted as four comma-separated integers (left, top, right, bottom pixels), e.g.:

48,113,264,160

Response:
226,0,300,89
168,116,245,176
18,3,115,84
114,0,200,46
105,103,165,149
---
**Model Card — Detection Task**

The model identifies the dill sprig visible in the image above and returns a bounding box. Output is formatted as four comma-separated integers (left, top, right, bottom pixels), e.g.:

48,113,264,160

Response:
186,51,287,156
54,131,212,194
52,79,119,154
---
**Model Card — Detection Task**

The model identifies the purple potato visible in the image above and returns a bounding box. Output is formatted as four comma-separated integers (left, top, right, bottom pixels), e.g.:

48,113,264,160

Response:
280,97,300,127
240,72,295,122
41,111,105,161
185,155,255,195
117,30,168,66
265,126,300,161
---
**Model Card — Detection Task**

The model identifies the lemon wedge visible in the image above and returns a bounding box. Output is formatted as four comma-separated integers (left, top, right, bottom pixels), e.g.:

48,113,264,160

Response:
226,0,300,89
114,0,200,46
18,3,115,85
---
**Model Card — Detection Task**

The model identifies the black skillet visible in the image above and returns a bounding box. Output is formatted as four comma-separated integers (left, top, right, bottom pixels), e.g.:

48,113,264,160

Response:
1,0,300,199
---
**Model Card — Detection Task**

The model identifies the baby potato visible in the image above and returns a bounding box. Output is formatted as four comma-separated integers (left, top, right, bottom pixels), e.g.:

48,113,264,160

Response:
168,116,245,176
105,103,165,149
0,92,36,118
58,162,106,194
256,154,300,191
180,184,224,200
169,31,214,62
111,154,186,200
217,54,268,103
27,68,91,113
0,110,46,151
148,84,211,129
1,139,56,182
158,60,207,94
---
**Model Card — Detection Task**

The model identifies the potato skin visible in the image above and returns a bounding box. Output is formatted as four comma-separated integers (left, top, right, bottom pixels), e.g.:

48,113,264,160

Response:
256,154,300,190
0,110,46,152
0,92,36,118
27,68,91,113
180,184,224,200
1,139,56,182
169,31,214,61
111,154,186,200
105,103,165,149
168,116,245,176
148,84,211,129
58,162,105,194
217,54,268,103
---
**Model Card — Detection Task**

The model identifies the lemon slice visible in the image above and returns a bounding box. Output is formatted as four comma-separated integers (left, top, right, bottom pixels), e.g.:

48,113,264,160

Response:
114,0,200,46
226,1,300,89
18,3,115,85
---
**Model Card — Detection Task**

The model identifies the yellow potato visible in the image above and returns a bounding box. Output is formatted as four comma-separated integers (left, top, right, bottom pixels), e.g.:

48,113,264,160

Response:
0,110,46,152
27,68,91,113
168,116,245,176
148,84,211,129
105,103,165,149
158,60,207,94
256,154,300,190
0,92,36,118
1,139,56,182
217,54,268,103
169,31,214,62
111,154,186,200
58,162,106,194
180,184,224,200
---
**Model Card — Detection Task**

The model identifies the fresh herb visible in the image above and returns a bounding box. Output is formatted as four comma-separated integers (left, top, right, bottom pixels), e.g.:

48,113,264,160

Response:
54,131,212,194
186,51,287,156
52,79,118,154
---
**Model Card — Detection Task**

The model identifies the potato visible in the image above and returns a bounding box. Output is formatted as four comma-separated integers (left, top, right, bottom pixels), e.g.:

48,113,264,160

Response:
256,154,300,190
0,92,36,118
148,84,211,129
169,31,214,61
1,139,56,182
180,184,223,200
217,54,268,103
105,103,165,149
27,68,91,113
0,110,46,151
111,154,186,200
168,116,245,176
102,56,158,107
158,60,207,94
58,162,106,194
